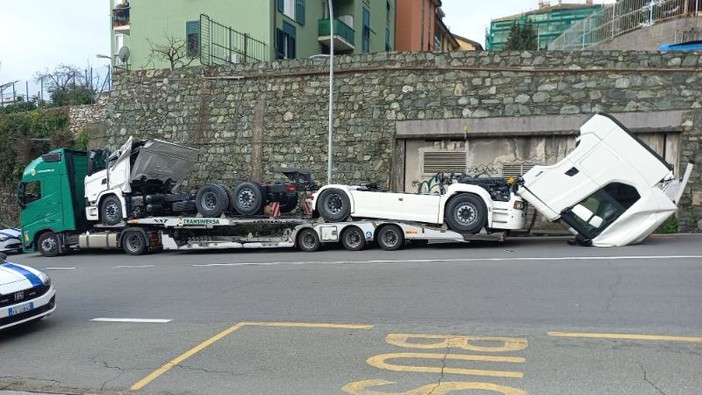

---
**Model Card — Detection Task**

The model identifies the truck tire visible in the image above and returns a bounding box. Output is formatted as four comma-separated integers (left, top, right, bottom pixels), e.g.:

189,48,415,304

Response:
100,195,123,226
376,225,404,251
317,188,351,222
122,229,147,255
445,194,487,234
233,181,264,216
37,232,60,257
341,226,366,251
196,184,230,217
297,228,321,252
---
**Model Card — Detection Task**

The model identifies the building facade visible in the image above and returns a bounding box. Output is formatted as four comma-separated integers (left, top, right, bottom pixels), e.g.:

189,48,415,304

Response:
486,0,604,51
109,0,396,70
395,0,458,52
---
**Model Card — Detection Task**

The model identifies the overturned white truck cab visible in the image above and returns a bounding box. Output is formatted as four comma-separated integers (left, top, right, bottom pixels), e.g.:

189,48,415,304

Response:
517,113,692,247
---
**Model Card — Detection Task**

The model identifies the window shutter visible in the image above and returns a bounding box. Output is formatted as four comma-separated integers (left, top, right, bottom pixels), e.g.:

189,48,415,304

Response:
295,0,305,25
277,0,284,13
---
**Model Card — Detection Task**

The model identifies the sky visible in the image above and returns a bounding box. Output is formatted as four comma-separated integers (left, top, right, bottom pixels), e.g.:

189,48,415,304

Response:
0,0,615,98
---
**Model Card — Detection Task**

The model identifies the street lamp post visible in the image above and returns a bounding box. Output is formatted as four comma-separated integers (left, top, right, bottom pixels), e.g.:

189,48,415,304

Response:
327,0,335,184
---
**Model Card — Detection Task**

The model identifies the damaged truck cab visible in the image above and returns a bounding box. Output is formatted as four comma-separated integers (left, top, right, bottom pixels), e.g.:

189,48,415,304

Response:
517,113,692,247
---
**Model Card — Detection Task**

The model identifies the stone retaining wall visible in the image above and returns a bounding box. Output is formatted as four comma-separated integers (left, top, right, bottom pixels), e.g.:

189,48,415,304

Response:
106,50,702,230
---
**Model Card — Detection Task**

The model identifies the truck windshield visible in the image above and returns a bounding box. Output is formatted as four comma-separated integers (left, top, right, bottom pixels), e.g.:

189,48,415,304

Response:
17,180,42,208
560,182,640,241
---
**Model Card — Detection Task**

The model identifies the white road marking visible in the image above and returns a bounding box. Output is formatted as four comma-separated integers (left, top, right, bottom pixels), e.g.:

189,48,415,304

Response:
91,318,172,323
43,267,77,270
192,255,702,267
112,265,156,269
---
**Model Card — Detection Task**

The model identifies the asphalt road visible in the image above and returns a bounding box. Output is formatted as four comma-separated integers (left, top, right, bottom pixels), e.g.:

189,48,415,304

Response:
1,234,701,395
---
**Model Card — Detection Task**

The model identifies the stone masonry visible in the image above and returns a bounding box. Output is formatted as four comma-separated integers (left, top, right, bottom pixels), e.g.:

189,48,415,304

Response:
106,50,702,231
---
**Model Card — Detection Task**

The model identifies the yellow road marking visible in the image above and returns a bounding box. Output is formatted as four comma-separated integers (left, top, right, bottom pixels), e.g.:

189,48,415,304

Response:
548,331,702,343
367,352,525,378
130,321,372,391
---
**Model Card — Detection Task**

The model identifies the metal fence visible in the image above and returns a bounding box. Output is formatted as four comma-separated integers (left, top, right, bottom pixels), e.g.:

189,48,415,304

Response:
199,14,268,66
0,66,111,108
550,0,701,50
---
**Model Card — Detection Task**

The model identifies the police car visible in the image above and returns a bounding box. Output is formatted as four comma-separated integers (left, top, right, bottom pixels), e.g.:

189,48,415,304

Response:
0,226,22,253
0,253,55,331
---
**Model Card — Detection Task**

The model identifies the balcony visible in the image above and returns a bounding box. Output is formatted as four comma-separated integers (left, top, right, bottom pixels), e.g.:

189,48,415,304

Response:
318,18,355,51
112,5,130,34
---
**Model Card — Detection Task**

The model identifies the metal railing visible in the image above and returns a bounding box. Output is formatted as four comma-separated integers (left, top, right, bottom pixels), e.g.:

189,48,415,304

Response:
199,14,267,66
318,18,356,46
550,0,701,50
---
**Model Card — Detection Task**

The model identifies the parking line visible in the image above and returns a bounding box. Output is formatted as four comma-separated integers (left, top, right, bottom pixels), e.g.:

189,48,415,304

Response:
43,267,76,270
548,332,702,343
113,265,155,269
130,321,373,391
91,318,172,323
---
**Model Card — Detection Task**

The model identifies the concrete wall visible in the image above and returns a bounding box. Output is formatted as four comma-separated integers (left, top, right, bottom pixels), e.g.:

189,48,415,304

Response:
106,50,702,231
592,16,702,50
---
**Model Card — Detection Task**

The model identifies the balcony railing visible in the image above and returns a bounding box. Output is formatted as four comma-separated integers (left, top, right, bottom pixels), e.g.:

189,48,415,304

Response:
318,18,355,51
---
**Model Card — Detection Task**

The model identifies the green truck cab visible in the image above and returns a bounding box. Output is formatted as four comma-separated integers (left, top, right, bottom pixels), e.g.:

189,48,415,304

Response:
18,149,89,256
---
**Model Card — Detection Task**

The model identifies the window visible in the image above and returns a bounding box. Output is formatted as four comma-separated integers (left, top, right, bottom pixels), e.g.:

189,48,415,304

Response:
279,0,305,24
386,0,391,24
560,182,641,241
321,0,329,19
18,181,41,208
362,8,370,52
186,20,200,58
276,21,296,59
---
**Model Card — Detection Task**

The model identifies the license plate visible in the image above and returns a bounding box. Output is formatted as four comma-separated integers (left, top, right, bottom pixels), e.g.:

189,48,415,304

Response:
9,302,34,316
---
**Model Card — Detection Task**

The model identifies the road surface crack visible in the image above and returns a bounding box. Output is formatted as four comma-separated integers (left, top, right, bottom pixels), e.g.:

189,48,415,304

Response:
639,363,666,395
427,345,450,395
606,266,622,312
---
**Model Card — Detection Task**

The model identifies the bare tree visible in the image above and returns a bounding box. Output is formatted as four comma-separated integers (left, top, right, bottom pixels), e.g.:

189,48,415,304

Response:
34,64,97,106
146,34,196,71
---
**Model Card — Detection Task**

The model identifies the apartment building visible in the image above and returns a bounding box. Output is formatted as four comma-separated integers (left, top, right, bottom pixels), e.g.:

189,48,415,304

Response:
486,0,604,51
395,0,459,52
109,0,396,70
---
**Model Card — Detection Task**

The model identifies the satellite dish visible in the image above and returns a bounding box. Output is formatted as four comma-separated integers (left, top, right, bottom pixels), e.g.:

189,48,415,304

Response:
118,46,130,63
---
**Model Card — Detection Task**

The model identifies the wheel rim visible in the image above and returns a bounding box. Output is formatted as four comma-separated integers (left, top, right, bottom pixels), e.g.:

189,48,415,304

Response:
345,230,362,248
382,230,399,248
201,191,217,211
238,188,256,209
324,193,343,215
41,236,57,254
456,203,478,226
126,234,142,252
301,232,316,249
105,201,120,223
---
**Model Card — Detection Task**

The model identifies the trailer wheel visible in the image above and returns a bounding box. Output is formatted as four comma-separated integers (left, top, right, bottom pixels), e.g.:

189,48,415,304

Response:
377,225,404,251
297,228,321,252
317,188,351,222
196,184,230,217
341,226,366,251
100,195,123,226
233,181,264,215
445,194,487,234
37,232,60,257
122,230,147,256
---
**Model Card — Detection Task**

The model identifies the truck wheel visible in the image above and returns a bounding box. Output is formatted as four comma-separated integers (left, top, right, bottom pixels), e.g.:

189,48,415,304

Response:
297,228,321,252
445,194,487,234
233,181,264,215
37,232,60,257
376,225,404,251
341,226,365,251
122,230,147,255
196,184,230,217
317,188,351,222
100,195,123,226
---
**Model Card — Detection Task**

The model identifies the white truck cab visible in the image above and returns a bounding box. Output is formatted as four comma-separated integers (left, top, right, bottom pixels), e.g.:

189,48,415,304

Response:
517,113,692,247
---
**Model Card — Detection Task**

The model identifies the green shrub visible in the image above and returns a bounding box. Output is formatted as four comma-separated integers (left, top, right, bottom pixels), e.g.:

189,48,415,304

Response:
654,215,678,234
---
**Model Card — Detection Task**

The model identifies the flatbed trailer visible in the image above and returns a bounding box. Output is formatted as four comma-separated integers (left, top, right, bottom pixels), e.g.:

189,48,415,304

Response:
121,216,510,255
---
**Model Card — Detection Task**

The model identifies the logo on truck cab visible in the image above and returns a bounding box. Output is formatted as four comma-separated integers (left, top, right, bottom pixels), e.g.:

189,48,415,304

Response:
182,218,221,226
